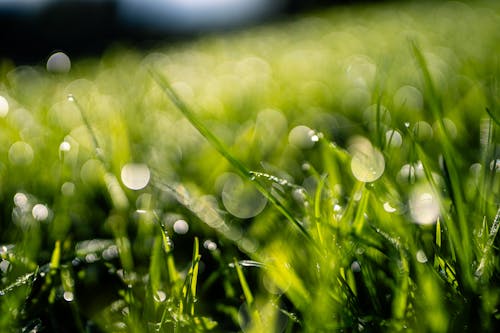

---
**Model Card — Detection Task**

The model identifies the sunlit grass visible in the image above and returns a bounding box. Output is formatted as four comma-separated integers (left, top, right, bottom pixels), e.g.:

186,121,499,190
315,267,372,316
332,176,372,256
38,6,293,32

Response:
1,1,500,332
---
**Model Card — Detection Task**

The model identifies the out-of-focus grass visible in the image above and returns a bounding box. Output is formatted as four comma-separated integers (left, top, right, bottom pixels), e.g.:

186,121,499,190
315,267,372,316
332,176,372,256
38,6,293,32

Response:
1,1,500,332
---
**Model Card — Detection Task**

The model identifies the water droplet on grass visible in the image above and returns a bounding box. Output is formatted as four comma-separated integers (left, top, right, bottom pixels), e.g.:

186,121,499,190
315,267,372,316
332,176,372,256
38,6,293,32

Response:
85,253,99,263
59,141,71,152
61,182,75,196
47,52,71,73
63,291,74,302
385,129,403,148
13,192,29,209
121,163,150,190
0,95,9,117
351,261,361,272
203,240,217,251
154,290,167,303
32,204,49,221
173,219,189,234
288,125,317,149
8,141,34,165
383,202,397,213
222,173,267,219
67,94,75,102
409,185,440,225
416,250,428,263
349,138,385,182
0,260,12,273
103,245,119,260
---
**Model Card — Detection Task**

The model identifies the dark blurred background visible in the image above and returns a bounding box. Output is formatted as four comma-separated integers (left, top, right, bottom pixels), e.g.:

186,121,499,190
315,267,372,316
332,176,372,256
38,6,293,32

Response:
0,0,386,64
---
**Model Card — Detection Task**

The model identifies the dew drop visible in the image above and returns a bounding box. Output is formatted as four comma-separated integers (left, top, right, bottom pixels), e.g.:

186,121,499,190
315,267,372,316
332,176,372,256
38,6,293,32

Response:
154,290,167,303
416,250,428,263
63,291,74,302
8,141,34,165
85,253,99,263
47,52,71,73
203,240,218,251
288,125,316,149
13,192,29,208
121,163,150,190
0,95,9,117
67,94,75,102
351,261,361,272
385,129,403,148
383,202,397,213
61,182,75,196
103,245,119,261
32,204,49,221
0,260,12,274
59,141,71,152
350,140,385,182
222,173,267,219
292,188,307,204
409,184,440,225
173,219,189,235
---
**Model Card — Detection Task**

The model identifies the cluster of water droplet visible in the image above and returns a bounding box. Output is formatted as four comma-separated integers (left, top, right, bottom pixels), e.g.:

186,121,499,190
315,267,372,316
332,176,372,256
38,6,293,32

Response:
12,192,51,229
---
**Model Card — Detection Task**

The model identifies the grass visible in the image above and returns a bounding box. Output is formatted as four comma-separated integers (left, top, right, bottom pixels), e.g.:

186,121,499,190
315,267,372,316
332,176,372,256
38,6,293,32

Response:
1,0,500,332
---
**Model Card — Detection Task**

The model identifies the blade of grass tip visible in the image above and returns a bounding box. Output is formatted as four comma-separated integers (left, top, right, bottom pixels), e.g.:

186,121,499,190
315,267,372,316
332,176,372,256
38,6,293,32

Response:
190,237,200,316
49,240,61,270
314,174,327,245
233,258,254,307
149,69,312,242
233,257,262,329
474,206,500,279
354,183,370,235
411,41,472,283
159,225,178,285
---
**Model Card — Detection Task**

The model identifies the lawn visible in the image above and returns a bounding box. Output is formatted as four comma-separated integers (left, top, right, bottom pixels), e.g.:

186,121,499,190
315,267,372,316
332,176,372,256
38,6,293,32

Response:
1,0,500,332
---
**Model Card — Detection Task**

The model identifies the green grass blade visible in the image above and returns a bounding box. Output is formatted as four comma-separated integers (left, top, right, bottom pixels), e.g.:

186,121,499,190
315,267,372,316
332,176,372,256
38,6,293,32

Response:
233,258,254,307
49,240,61,270
190,237,200,316
150,69,312,242
411,42,473,287
474,207,500,279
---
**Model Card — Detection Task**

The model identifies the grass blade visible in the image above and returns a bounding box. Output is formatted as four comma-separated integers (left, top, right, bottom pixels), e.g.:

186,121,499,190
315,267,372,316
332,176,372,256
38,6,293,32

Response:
150,69,312,241
411,42,472,287
474,207,500,279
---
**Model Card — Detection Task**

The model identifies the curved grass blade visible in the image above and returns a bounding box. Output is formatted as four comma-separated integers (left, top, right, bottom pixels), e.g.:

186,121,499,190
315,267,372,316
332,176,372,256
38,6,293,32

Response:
150,69,312,242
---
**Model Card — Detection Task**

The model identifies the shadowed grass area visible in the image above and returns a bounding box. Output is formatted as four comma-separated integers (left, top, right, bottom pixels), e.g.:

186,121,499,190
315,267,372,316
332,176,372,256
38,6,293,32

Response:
1,1,500,332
